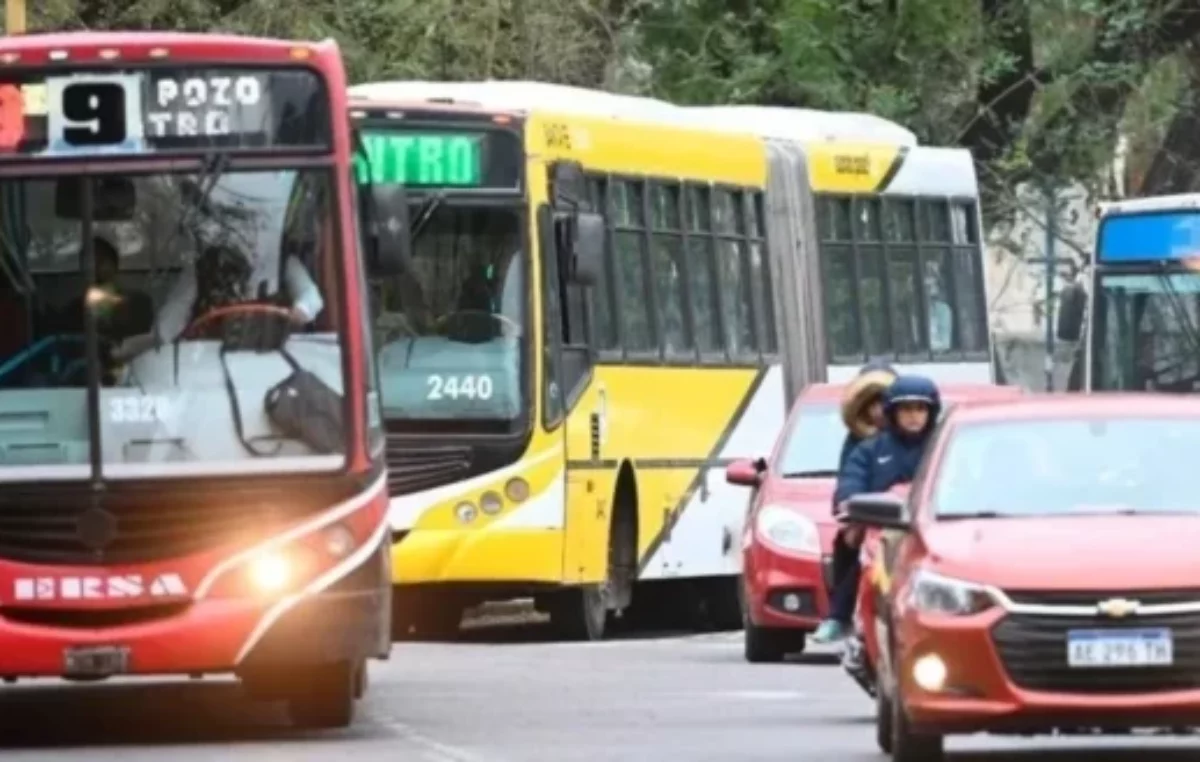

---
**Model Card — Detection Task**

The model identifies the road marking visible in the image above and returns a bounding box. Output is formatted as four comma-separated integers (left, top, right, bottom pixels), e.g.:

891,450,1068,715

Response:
374,713,502,762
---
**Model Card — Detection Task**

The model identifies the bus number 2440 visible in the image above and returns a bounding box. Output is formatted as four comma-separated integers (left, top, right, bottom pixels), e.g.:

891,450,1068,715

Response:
426,374,494,401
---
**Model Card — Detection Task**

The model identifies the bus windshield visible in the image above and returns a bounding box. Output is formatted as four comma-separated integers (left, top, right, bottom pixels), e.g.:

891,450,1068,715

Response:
1093,210,1200,391
0,169,345,481
368,201,525,423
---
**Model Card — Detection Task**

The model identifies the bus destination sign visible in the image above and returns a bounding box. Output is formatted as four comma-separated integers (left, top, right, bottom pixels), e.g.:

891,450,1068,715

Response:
354,128,521,190
0,67,330,157
1099,210,1200,264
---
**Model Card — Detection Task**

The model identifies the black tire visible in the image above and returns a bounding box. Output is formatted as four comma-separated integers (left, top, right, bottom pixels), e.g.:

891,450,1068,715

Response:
287,660,358,730
891,689,944,762
743,621,793,663
550,585,607,641
876,685,893,754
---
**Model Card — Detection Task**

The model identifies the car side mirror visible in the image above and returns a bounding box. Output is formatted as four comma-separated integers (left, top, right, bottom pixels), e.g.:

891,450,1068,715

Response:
842,492,910,531
725,457,766,487
1056,281,1087,343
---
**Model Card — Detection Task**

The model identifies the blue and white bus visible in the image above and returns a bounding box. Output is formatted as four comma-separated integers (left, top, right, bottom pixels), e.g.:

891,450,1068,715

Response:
1060,194,1200,392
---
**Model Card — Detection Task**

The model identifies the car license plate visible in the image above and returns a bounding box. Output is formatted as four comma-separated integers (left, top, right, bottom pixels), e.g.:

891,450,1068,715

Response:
1066,628,1173,668
63,645,130,678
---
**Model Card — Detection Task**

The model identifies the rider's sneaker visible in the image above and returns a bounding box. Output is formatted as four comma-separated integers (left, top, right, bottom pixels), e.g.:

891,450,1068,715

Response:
810,619,849,643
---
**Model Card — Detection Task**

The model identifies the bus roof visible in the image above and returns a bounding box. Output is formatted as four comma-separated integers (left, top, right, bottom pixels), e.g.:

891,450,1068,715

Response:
0,31,339,61
1100,193,1200,217
348,80,919,145
677,106,917,146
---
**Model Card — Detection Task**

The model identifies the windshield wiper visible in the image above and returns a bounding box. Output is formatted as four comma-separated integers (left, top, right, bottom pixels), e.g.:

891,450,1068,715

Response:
781,469,839,479
410,191,445,241
937,511,1013,520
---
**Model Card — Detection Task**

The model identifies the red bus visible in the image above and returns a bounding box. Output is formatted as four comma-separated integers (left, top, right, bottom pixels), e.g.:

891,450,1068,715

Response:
0,32,392,728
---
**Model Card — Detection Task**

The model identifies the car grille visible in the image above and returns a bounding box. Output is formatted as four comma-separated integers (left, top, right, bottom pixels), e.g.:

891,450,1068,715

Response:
1004,589,1200,607
385,442,471,497
992,610,1200,694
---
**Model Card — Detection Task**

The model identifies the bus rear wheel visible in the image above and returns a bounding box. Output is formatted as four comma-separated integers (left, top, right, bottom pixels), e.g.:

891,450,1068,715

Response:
286,660,359,729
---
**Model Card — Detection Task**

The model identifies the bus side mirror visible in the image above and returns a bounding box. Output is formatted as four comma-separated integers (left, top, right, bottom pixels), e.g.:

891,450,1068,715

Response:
573,211,605,286
368,185,412,276
1056,282,1087,343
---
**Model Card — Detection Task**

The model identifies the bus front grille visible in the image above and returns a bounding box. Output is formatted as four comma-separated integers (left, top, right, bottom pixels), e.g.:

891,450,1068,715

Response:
385,443,472,496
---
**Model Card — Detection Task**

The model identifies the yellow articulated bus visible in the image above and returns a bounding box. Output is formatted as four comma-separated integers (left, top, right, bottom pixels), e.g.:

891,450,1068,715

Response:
347,81,826,639
682,106,995,385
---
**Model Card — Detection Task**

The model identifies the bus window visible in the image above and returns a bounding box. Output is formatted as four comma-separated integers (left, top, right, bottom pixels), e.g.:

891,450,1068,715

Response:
685,185,722,356
610,180,654,353
748,193,777,354
714,189,755,356
857,243,890,356
650,183,691,357
821,241,860,358
888,245,922,354
586,176,618,351
952,247,988,352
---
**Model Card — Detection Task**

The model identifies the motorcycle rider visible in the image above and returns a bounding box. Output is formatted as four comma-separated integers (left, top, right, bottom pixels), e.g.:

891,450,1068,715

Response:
811,373,942,644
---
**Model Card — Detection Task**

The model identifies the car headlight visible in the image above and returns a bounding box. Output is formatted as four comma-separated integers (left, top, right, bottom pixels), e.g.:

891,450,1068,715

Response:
755,505,820,555
907,569,996,616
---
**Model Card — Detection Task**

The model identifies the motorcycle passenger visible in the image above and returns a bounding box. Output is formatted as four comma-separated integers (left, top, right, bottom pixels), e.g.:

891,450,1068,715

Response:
821,361,896,643
811,374,942,643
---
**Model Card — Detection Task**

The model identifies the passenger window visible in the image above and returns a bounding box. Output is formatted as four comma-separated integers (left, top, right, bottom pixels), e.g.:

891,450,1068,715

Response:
748,193,776,353
887,246,922,354
951,203,977,244
685,186,722,354
650,184,691,356
924,201,951,242
717,239,755,355
856,199,882,241
828,197,853,241
610,180,654,352
952,249,988,352
586,176,618,350
923,249,954,353
713,189,740,235
821,245,859,357
857,251,889,356
886,199,917,242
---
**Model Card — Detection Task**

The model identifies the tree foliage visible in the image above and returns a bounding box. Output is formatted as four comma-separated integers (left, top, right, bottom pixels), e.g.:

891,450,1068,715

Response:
15,0,1200,211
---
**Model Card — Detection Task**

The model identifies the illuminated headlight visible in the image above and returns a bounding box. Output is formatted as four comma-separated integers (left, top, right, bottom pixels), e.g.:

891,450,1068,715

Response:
907,569,995,616
912,653,948,692
248,552,292,593
755,505,820,555
324,523,356,558
480,491,503,516
455,501,478,524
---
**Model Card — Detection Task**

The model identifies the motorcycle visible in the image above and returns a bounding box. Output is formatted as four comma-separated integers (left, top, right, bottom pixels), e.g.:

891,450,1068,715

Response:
839,483,910,698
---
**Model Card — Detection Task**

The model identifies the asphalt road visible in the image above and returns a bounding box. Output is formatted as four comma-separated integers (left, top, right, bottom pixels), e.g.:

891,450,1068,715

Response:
1,622,1199,761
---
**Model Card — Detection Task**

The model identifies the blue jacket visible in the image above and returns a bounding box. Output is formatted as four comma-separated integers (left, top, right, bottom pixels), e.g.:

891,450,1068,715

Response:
833,375,942,505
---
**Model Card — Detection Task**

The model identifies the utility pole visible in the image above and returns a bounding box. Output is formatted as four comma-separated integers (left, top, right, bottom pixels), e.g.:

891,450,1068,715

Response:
1043,183,1057,392
6,0,27,35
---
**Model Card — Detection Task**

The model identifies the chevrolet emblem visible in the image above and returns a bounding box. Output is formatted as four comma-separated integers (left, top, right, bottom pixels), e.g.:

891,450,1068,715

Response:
1096,598,1139,618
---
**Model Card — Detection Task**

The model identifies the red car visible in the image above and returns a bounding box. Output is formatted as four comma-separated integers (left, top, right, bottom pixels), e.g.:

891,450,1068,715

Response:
843,394,1200,761
726,382,1022,663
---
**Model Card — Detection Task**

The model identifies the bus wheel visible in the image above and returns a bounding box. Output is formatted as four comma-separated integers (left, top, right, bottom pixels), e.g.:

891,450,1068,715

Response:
549,585,606,641
287,660,358,729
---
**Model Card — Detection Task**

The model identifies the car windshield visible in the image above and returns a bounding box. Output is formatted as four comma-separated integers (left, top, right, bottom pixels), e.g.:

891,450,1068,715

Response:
0,169,344,481
368,202,524,423
933,417,1200,517
776,403,845,476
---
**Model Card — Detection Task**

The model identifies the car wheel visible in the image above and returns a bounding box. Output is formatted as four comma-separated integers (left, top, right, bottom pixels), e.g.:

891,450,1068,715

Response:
743,621,797,663
890,689,944,762
287,660,358,730
876,684,893,753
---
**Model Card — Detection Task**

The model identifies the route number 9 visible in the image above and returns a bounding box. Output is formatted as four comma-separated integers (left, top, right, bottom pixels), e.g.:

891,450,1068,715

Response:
46,74,144,153
427,374,494,401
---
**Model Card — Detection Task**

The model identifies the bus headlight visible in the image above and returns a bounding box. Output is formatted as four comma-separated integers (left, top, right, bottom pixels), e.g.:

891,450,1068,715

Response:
480,491,503,515
247,552,293,593
907,569,996,616
755,505,820,555
455,501,478,524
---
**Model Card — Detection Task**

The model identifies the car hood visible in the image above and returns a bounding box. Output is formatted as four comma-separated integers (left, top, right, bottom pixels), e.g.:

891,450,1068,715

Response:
924,515,1200,590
